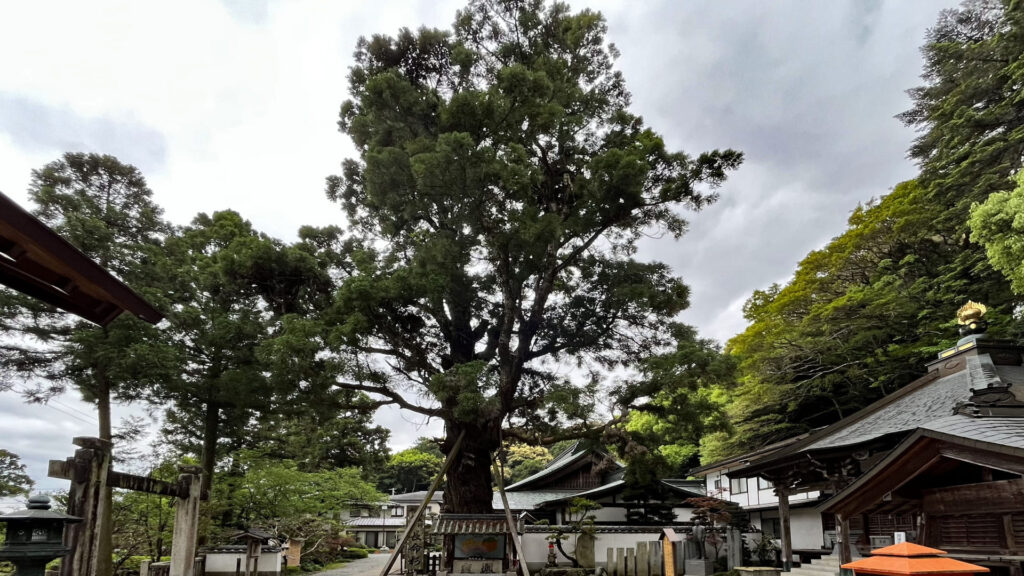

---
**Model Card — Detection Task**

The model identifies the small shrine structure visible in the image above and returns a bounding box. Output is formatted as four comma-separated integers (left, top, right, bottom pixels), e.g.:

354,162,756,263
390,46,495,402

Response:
433,514,518,576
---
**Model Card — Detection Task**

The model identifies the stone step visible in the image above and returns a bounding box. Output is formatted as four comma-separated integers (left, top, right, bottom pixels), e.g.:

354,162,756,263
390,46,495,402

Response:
793,562,841,576
788,567,839,576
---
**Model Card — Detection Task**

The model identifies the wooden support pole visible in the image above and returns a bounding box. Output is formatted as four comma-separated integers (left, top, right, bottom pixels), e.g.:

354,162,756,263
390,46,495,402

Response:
607,548,615,576
627,547,636,576
378,430,465,576
169,466,203,576
57,437,112,576
492,459,530,576
616,548,625,576
776,488,793,572
837,513,852,566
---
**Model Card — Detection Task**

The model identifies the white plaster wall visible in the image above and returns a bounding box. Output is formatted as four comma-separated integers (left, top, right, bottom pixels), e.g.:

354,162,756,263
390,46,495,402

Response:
757,508,823,550
590,508,628,523
703,470,820,509
206,552,282,573
671,508,693,523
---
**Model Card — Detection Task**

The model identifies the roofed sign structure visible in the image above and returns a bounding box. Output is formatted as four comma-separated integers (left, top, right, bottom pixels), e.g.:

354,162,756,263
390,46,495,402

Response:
0,191,162,325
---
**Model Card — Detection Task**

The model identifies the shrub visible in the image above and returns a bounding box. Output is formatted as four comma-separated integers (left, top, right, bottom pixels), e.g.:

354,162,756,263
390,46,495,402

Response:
341,548,369,559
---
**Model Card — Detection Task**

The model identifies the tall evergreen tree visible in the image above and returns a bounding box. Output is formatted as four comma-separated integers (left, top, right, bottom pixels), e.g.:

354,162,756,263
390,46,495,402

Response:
326,0,741,511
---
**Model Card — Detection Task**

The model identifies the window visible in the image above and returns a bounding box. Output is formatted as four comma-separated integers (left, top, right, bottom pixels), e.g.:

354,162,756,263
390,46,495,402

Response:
758,477,773,490
713,478,722,491
360,508,370,517
761,518,781,539
349,508,360,518
391,506,404,517
730,477,748,494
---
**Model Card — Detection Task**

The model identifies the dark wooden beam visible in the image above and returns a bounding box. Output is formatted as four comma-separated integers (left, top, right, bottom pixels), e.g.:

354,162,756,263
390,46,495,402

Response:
938,444,1024,476
921,478,1024,514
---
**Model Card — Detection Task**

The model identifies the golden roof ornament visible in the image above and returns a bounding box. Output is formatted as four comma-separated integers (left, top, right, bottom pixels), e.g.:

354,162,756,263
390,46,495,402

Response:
956,300,988,337
956,301,987,325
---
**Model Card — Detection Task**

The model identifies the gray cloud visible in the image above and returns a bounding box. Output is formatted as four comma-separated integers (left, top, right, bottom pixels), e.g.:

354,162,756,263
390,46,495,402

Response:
579,0,953,343
0,93,168,174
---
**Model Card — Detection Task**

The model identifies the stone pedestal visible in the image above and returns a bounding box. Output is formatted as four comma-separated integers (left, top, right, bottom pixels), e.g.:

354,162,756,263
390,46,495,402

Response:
684,559,714,576
576,535,596,570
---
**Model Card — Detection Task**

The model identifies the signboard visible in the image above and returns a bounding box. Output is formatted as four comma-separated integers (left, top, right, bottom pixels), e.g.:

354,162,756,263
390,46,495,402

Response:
894,532,906,544
453,534,506,559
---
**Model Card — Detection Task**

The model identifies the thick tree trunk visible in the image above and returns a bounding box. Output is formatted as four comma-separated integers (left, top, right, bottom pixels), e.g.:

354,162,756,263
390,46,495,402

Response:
201,401,219,496
443,420,499,514
96,376,113,576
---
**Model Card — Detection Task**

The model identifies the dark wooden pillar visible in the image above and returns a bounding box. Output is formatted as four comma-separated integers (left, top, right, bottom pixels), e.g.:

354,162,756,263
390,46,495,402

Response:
58,437,112,576
776,488,793,572
837,513,852,565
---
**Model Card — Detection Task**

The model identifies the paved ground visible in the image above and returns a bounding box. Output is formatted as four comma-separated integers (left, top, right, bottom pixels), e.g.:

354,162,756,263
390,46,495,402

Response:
311,551,393,576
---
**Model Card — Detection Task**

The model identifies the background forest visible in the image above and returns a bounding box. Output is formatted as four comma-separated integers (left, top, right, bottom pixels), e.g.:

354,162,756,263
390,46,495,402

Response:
2,0,1024,572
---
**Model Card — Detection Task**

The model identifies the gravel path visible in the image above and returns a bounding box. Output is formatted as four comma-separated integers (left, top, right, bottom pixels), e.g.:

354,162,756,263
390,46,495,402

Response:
309,552,395,576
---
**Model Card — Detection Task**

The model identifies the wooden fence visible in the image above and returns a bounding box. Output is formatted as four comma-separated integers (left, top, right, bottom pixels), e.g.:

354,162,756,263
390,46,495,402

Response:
606,540,666,576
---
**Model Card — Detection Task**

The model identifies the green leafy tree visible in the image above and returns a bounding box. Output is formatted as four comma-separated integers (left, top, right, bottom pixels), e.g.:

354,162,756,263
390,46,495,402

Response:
500,444,552,484
326,0,741,512
0,449,33,497
0,152,174,443
970,170,1024,293
381,448,443,494
0,153,174,576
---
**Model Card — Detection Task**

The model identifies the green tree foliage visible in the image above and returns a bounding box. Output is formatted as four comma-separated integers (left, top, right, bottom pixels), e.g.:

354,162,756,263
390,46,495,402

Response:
899,0,1024,231
707,0,1024,463
381,448,443,494
215,450,383,533
0,449,32,497
500,443,552,484
326,0,741,512
0,152,174,442
970,170,1024,293
706,180,1015,461
621,325,735,475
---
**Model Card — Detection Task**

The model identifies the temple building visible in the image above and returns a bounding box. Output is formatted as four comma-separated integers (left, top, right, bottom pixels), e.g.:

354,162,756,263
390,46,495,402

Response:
692,303,1024,576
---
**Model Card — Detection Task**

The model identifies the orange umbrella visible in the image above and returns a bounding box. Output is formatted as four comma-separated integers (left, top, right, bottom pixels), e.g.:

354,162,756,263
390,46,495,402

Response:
843,542,990,576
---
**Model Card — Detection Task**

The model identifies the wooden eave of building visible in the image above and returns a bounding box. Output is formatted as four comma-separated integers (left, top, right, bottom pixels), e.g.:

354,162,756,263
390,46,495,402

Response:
820,425,1024,519
689,431,814,477
0,191,163,326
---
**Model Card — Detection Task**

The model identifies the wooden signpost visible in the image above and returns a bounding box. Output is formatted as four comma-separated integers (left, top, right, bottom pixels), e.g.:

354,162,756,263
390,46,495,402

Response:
48,437,205,576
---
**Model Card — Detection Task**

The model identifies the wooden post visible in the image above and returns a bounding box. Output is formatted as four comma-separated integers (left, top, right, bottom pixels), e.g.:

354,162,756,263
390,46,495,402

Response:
58,437,112,576
140,560,151,576
169,466,203,576
616,548,625,576
627,547,636,576
776,488,793,572
837,513,852,565
379,431,465,576
607,548,615,576
637,542,649,576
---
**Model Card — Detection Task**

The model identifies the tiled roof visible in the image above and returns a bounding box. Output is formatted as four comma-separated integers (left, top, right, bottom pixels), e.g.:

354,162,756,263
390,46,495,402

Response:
807,354,1023,450
344,517,407,528
921,415,1024,450
492,490,577,510
504,450,591,490
203,544,281,553
390,490,442,504
433,514,512,534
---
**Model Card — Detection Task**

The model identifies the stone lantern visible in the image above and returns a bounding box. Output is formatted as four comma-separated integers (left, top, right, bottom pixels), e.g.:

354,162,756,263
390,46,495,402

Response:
0,494,82,576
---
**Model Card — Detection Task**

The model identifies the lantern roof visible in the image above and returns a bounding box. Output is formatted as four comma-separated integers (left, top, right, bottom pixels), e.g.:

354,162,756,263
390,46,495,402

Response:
842,542,990,575
0,495,81,524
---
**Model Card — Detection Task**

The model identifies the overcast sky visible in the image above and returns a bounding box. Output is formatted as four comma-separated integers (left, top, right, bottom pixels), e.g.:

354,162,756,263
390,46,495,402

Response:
0,0,957,495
